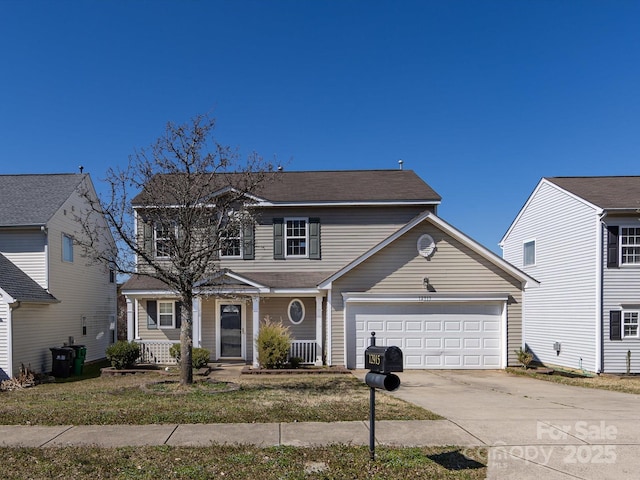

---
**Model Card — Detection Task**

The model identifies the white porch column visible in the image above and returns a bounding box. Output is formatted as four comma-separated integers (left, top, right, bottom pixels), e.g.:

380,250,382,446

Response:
192,297,201,348
252,295,260,368
126,298,135,341
315,294,323,365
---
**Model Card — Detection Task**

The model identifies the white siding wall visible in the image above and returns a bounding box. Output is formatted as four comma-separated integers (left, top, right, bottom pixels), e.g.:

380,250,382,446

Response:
11,184,117,376
502,181,599,372
602,218,640,373
0,229,48,288
0,300,10,380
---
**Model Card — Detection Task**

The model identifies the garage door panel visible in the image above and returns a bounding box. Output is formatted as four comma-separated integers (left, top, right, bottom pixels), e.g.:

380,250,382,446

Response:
351,302,503,369
444,338,461,349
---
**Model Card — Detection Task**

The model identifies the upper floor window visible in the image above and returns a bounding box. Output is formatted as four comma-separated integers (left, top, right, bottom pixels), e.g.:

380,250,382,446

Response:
286,218,308,257
621,227,640,265
523,240,536,266
624,311,639,338
62,234,74,262
154,223,174,258
221,223,242,258
273,217,320,260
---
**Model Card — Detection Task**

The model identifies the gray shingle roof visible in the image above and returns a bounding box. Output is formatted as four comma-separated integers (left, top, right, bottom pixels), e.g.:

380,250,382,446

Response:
547,176,640,210
132,170,441,206
0,253,58,303
0,174,85,226
121,271,331,292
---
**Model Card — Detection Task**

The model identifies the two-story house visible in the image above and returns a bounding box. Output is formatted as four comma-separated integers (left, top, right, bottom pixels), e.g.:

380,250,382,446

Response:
122,169,537,370
500,176,640,374
0,174,117,380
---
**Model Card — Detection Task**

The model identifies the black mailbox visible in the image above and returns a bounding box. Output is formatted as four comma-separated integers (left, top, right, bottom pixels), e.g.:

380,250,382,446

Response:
364,345,403,374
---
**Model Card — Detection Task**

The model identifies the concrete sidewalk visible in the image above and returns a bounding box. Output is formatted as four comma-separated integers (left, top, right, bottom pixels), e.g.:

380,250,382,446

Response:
0,419,478,448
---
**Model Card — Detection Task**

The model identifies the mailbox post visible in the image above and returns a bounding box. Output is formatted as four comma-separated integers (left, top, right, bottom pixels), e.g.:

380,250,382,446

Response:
364,332,403,460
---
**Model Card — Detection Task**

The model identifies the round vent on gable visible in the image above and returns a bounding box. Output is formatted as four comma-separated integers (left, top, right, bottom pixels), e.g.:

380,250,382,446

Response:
417,234,436,258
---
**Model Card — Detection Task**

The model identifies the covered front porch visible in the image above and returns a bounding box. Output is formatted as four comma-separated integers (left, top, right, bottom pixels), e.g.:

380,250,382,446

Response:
124,271,328,367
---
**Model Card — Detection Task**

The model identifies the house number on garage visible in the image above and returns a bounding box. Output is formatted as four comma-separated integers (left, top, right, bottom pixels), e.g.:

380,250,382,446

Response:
418,296,432,302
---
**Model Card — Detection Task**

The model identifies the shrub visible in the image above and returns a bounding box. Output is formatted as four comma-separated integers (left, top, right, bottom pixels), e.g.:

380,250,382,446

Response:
169,343,181,362
105,341,140,369
289,356,304,369
257,316,291,369
169,343,210,369
515,347,534,369
192,348,211,369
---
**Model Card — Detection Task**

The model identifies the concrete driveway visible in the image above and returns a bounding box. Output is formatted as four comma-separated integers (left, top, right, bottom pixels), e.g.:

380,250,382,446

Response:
387,370,640,479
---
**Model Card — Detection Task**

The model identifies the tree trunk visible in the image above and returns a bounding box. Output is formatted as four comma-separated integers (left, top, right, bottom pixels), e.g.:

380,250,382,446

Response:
179,295,193,385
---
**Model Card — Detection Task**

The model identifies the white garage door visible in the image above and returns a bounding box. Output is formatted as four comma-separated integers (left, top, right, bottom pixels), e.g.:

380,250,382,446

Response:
352,302,503,369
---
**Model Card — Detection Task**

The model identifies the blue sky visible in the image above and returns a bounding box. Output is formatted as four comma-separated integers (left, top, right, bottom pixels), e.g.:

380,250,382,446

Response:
1,0,639,253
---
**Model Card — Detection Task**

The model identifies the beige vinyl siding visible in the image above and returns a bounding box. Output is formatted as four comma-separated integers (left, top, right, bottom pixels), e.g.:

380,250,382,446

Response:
502,181,598,372
137,299,181,342
602,218,640,373
331,222,523,367
201,298,217,358
259,297,317,340
0,229,48,288
0,301,9,379
135,205,429,274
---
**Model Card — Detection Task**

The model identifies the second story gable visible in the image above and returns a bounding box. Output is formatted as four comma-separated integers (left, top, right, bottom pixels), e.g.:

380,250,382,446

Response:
0,173,116,292
132,169,442,273
502,176,640,272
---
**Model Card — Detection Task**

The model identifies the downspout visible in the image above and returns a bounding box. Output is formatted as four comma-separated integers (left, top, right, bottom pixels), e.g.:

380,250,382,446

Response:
596,211,606,373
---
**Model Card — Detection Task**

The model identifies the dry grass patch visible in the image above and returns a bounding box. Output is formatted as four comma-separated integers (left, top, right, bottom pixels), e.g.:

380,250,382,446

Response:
0,372,439,425
507,367,640,394
1,445,486,479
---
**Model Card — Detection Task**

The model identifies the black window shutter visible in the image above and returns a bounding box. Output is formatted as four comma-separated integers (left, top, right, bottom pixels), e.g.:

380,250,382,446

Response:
243,223,255,260
175,301,182,329
147,300,157,330
273,218,284,260
610,310,622,341
309,217,321,260
143,222,154,257
607,226,619,268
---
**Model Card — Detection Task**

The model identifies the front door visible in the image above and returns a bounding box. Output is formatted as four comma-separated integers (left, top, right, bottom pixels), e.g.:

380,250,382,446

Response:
219,304,243,359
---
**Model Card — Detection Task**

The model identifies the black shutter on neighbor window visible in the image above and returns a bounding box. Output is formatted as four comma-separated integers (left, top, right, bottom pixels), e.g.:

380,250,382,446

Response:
309,217,321,260
273,218,284,260
147,300,157,330
607,226,619,268
243,223,255,260
175,301,182,329
610,310,622,341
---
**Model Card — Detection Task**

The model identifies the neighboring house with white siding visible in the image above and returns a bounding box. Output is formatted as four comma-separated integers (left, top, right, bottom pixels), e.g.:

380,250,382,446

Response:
122,169,536,370
500,176,640,374
0,174,117,380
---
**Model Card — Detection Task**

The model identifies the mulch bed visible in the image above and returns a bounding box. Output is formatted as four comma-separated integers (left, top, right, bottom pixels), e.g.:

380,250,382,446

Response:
242,366,351,375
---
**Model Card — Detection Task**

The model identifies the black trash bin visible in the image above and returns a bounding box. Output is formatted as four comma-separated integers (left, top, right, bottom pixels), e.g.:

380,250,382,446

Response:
69,345,87,375
50,347,74,378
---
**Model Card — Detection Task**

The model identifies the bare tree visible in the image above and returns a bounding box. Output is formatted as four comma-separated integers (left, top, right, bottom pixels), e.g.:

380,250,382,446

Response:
78,114,274,384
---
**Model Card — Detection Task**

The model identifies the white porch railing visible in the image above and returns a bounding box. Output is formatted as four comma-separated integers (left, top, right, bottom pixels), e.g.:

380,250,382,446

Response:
289,340,318,365
136,341,176,365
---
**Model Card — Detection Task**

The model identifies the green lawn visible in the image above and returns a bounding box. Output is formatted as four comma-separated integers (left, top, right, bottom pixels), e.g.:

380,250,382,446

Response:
2,445,487,479
0,367,439,425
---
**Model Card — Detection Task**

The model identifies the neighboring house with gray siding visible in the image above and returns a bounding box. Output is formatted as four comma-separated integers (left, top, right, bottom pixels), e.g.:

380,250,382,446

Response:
122,169,536,369
501,176,640,374
0,174,117,380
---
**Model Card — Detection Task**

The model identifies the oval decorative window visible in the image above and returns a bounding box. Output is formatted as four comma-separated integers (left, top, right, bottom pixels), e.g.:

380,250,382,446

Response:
288,299,305,325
